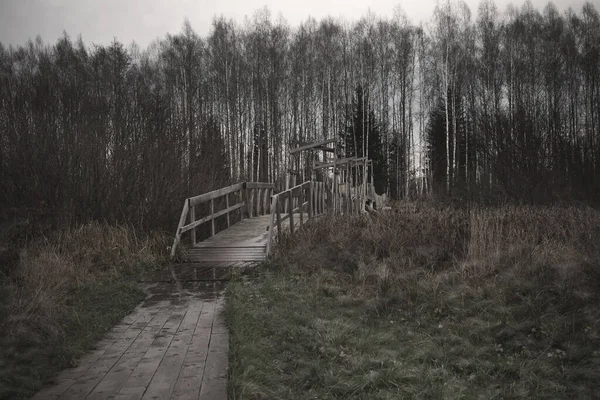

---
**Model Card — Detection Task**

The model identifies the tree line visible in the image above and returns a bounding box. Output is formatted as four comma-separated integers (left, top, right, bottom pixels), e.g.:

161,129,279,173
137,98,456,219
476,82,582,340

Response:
1,1,599,229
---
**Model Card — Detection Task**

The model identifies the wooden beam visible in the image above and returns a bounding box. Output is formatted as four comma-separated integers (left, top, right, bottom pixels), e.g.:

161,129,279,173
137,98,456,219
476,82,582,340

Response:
180,202,244,234
189,182,245,207
245,182,275,190
313,156,368,170
210,199,215,236
267,196,278,255
225,194,230,227
290,138,336,154
170,200,189,257
189,206,196,246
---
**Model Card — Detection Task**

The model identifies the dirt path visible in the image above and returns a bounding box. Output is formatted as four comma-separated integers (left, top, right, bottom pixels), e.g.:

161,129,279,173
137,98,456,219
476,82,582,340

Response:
31,277,229,400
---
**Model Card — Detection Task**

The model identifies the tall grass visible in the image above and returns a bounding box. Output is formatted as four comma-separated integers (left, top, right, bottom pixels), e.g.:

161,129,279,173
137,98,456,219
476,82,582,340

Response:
0,222,167,398
231,202,600,398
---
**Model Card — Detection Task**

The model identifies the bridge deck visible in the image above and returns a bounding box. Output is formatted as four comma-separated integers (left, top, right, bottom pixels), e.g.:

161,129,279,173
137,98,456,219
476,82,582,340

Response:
181,213,308,263
182,215,271,262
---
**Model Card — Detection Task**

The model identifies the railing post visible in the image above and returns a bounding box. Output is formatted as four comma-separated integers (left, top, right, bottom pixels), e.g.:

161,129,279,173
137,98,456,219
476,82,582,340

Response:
170,199,190,258
190,205,196,246
289,193,294,235
264,188,270,214
309,181,313,219
258,188,263,215
276,196,282,237
226,194,230,228
299,187,304,227
210,199,215,236
267,195,277,255
249,188,254,218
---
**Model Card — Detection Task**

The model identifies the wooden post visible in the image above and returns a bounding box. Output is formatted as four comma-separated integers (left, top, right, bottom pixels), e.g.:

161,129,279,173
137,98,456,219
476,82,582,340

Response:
256,188,266,216
320,182,324,214
248,188,253,218
345,165,350,215
364,159,368,202
289,193,295,235
276,197,282,237
210,199,215,236
264,188,270,214
322,182,326,214
309,181,313,219
267,195,277,255
189,205,196,246
299,187,304,226
226,194,230,228
171,200,190,257
355,165,359,213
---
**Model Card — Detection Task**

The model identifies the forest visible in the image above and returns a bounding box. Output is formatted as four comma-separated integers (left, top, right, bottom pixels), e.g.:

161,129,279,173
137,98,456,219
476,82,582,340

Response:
1,0,599,230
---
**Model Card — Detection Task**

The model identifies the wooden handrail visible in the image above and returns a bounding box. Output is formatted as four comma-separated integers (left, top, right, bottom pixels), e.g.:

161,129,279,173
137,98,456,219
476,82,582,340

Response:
266,180,328,255
171,181,274,257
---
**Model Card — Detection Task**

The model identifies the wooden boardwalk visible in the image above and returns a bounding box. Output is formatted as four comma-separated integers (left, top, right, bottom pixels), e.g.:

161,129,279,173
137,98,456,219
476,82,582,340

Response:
31,181,327,400
31,282,228,400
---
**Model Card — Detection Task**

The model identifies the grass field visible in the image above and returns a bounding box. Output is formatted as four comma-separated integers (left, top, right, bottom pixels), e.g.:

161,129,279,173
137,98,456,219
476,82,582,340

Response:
226,203,600,399
0,222,167,399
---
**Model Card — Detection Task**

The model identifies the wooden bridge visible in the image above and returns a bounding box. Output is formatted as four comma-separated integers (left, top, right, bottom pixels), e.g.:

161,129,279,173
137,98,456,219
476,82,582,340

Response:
170,180,329,264
170,140,384,266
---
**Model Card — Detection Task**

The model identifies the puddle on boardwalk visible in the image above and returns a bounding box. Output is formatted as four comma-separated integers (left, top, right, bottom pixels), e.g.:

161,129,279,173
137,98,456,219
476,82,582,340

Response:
141,262,258,284
141,280,228,307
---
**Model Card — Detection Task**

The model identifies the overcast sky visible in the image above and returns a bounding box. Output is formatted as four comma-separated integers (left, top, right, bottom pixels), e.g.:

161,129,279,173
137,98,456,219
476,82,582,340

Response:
0,0,596,49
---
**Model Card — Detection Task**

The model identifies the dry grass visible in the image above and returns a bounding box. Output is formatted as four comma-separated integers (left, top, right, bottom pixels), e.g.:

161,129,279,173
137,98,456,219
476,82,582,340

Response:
227,202,600,399
0,221,167,399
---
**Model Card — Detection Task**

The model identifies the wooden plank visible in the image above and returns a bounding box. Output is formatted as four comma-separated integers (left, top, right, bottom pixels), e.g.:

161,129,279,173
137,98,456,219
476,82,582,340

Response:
189,206,196,246
245,182,275,190
249,188,254,218
171,200,190,257
299,189,304,227
276,199,282,241
289,203,294,235
210,199,215,236
180,203,244,234
257,188,263,215
225,195,230,228
313,156,368,169
264,189,270,214
267,196,277,255
289,138,336,154
188,183,244,207
309,182,313,219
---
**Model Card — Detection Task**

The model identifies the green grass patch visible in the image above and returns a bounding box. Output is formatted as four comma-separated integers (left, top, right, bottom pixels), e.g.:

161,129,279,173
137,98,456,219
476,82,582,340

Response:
226,205,600,399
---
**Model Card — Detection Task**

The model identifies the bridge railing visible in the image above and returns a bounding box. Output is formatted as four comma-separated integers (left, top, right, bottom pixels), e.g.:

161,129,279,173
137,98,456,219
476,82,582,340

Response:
266,180,327,255
171,182,274,257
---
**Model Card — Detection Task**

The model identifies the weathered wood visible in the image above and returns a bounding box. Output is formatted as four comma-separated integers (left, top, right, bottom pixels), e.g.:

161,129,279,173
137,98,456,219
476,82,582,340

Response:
299,189,304,226
180,202,244,234
276,199,282,240
190,206,196,246
313,156,368,170
210,199,215,236
249,188,254,218
308,182,313,219
267,196,277,255
225,194,230,228
263,189,268,214
174,180,326,260
245,182,275,190
289,202,294,234
188,183,245,207
171,200,190,257
289,138,336,154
